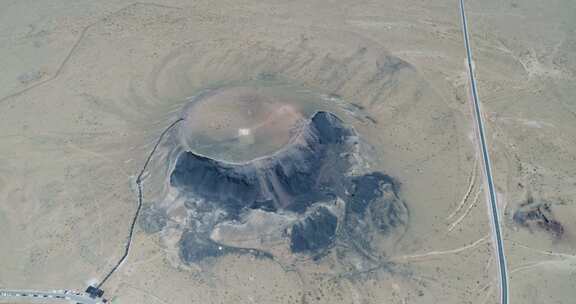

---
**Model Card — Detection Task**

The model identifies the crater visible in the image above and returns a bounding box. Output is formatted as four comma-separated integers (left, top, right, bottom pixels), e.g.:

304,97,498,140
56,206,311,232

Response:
178,85,309,163
143,84,409,269
170,111,355,216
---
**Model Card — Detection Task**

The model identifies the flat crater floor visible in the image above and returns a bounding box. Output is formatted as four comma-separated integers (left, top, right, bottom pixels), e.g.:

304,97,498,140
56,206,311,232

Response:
178,85,309,163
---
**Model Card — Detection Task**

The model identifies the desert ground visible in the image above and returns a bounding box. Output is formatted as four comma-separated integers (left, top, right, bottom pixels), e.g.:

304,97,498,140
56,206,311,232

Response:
0,1,574,304
466,1,576,303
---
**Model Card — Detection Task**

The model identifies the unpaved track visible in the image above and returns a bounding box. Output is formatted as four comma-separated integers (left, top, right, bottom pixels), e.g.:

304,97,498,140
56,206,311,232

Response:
97,118,184,288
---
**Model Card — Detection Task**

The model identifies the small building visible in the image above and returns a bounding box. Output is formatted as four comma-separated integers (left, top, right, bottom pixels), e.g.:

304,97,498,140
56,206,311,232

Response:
85,286,104,299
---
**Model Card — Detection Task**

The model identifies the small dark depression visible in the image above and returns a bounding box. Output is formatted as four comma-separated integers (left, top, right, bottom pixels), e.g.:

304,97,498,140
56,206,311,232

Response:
513,197,564,239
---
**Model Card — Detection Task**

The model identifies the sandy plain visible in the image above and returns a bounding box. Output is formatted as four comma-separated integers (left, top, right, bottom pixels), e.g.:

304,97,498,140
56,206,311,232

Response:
0,0,573,304
466,1,576,303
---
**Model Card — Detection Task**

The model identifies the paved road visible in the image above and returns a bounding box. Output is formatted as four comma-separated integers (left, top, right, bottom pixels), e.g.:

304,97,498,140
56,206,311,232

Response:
0,289,103,303
458,1,510,303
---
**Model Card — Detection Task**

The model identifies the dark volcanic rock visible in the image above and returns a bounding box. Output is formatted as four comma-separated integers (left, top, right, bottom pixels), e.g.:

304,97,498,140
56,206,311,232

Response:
170,153,263,216
179,230,225,263
348,172,398,215
170,111,356,216
139,206,167,234
290,207,338,253
343,172,407,255
167,111,409,263
513,198,564,239
369,189,407,235
347,173,407,235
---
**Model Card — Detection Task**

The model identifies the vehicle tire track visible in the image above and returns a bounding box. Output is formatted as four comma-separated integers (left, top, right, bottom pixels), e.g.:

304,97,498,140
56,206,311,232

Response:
0,2,182,106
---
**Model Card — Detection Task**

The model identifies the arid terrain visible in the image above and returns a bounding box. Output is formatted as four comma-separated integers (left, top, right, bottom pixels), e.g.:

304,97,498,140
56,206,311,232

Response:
466,1,576,303
0,1,574,304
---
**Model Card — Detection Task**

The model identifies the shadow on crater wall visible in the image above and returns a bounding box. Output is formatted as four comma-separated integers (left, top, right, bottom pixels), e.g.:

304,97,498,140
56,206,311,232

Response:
143,111,408,267
170,112,353,216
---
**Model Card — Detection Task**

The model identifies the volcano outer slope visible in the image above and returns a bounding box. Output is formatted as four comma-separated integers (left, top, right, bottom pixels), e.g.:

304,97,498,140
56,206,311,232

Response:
0,1,500,304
